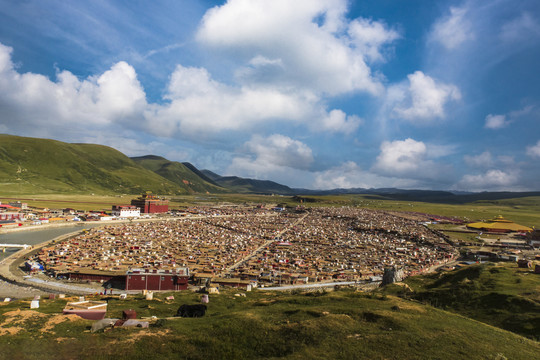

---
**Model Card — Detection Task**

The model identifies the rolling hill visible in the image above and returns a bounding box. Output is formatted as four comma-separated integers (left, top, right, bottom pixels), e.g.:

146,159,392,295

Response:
201,170,296,194
0,134,186,195
130,155,227,194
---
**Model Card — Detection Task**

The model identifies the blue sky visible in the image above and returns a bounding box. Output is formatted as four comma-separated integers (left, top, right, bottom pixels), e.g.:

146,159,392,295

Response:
1,0,539,191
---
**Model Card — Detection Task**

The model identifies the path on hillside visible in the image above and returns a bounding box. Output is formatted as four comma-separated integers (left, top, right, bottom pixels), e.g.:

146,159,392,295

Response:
222,213,309,276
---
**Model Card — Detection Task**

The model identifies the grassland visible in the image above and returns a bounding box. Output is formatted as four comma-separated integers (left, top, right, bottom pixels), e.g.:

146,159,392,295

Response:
384,262,540,340
3,192,538,228
0,288,538,360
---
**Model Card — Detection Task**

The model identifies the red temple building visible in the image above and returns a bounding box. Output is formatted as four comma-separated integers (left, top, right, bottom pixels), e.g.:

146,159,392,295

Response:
131,193,169,213
125,268,190,291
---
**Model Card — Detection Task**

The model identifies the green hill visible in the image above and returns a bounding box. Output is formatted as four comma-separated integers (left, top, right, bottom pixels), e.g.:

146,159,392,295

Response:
130,155,228,194
384,262,540,340
0,134,186,195
201,170,295,194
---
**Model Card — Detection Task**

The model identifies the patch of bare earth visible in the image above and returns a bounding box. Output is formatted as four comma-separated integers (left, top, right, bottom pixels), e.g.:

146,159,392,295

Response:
0,309,47,335
42,313,83,333
110,329,172,345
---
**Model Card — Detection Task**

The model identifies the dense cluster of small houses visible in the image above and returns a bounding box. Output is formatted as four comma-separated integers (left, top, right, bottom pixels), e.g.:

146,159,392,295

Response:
26,205,459,289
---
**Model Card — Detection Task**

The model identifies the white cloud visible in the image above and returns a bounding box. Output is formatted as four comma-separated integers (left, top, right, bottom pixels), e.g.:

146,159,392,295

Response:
430,6,474,50
196,0,397,96
0,41,362,147
317,109,362,135
312,161,430,190
226,134,315,187
229,134,313,175
0,43,147,137
484,114,508,129
464,151,494,168
526,140,540,158
484,106,534,129
500,12,540,43
457,169,518,191
348,18,400,63
372,138,453,182
391,71,461,122
373,138,427,174
146,64,314,137
313,161,376,189
147,64,363,137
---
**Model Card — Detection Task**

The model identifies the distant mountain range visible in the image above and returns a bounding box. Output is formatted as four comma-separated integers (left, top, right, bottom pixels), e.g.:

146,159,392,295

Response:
1,134,539,202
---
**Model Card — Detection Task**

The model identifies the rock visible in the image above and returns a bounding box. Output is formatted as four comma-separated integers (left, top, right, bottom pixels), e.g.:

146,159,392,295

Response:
381,266,404,286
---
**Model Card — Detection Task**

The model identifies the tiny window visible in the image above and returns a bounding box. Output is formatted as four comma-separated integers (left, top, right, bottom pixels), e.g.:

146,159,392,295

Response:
141,276,145,281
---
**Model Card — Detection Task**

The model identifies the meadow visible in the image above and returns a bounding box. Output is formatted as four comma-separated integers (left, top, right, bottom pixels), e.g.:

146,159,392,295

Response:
0,287,539,360
2,193,539,228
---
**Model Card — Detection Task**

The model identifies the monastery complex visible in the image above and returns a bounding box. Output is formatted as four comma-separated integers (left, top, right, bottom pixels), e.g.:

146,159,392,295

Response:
30,206,458,288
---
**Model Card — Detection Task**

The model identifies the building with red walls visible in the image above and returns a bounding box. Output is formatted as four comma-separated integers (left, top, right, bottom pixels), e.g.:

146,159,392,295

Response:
125,268,190,291
130,193,169,213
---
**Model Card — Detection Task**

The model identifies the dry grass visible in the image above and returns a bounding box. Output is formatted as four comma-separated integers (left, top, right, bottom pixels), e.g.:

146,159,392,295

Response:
0,309,47,335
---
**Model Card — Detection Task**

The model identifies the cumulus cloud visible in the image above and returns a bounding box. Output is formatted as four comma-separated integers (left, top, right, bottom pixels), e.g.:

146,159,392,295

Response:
146,64,315,137
0,43,147,138
348,18,400,63
390,71,461,122
373,138,427,174
526,140,540,158
429,6,474,50
484,106,534,130
228,134,313,175
313,161,378,189
147,63,363,137
372,138,453,182
317,110,362,134
484,114,508,129
457,169,519,191
313,161,433,190
226,134,315,187
197,0,398,96
0,40,363,147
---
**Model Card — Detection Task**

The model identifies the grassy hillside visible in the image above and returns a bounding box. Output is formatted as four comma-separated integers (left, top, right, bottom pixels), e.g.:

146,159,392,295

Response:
0,134,187,195
131,156,227,194
384,262,540,340
201,170,295,195
0,289,538,359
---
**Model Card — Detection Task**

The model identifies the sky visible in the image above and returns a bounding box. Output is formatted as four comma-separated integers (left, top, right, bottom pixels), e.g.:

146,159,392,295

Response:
1,0,539,192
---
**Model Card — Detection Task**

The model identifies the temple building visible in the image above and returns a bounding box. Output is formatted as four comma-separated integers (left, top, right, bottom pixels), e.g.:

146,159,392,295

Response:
131,193,169,213
112,205,140,218
467,215,533,233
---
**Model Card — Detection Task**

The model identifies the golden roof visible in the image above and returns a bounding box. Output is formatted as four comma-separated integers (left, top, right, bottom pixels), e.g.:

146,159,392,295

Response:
467,216,532,232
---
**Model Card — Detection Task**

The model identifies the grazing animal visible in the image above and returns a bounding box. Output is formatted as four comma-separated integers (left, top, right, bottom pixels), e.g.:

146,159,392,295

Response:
176,304,207,318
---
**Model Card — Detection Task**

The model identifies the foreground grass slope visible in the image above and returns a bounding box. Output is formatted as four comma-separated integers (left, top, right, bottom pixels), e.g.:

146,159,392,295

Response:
0,134,186,195
0,289,538,360
384,262,540,340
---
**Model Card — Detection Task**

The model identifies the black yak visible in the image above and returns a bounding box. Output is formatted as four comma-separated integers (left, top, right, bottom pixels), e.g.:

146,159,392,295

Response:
176,304,207,317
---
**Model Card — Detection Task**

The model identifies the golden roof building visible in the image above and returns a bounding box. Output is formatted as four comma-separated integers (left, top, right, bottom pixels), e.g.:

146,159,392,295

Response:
466,215,533,233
